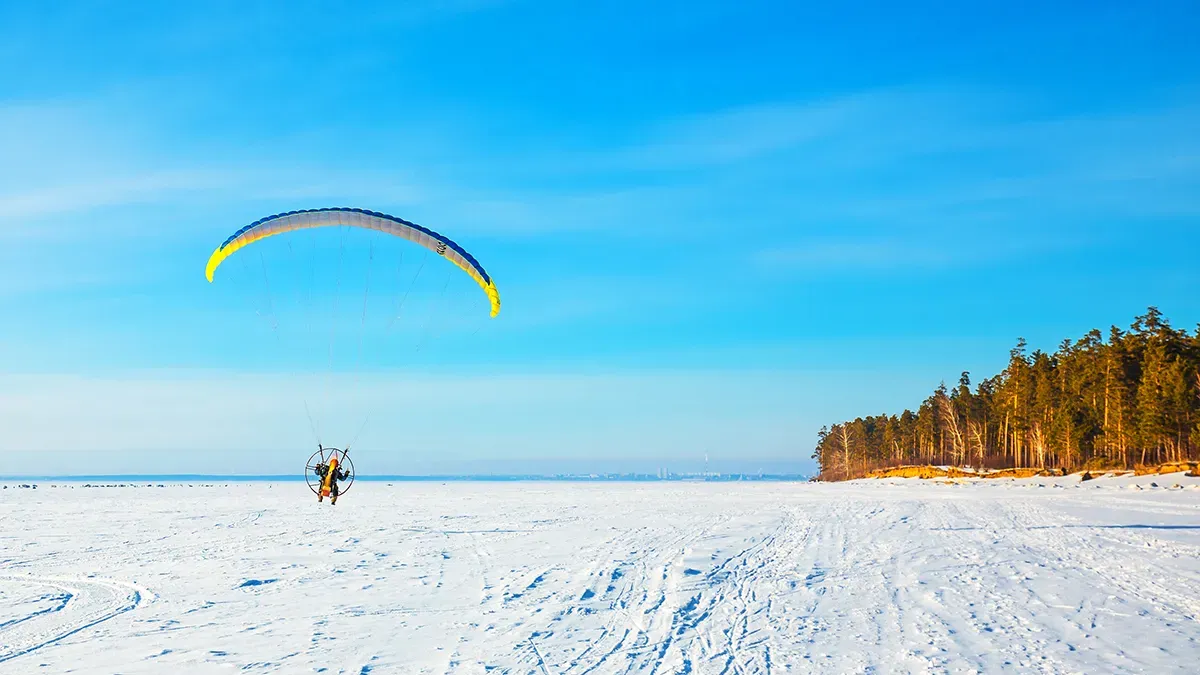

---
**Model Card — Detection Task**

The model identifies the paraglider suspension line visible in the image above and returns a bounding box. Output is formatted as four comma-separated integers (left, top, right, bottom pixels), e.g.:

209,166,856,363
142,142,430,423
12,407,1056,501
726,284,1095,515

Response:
258,251,280,334
415,268,453,354
349,414,370,450
355,241,374,381
324,227,347,427
387,249,429,333
304,399,322,445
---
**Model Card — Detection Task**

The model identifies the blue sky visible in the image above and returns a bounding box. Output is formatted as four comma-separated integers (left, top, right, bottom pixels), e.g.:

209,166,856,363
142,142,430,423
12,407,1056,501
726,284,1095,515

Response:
2,1,1198,475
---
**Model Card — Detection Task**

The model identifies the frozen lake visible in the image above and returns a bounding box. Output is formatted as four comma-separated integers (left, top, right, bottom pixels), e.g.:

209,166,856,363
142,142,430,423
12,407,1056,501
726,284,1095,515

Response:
2,477,1199,673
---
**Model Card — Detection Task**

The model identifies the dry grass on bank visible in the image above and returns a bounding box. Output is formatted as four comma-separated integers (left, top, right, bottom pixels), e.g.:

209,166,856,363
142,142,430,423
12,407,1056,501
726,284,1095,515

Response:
864,466,952,480
1134,462,1198,476
863,466,1048,480
857,463,1197,481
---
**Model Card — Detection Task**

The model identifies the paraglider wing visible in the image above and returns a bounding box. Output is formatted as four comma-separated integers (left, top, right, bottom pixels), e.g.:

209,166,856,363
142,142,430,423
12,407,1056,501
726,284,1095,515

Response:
205,208,501,317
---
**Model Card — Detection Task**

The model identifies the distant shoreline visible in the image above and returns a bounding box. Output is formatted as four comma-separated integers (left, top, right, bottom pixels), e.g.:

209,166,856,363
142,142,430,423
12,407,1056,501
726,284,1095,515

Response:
0,473,811,483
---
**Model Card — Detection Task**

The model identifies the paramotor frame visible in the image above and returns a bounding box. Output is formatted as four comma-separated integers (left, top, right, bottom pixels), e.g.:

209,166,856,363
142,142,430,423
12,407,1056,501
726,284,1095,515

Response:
305,447,356,497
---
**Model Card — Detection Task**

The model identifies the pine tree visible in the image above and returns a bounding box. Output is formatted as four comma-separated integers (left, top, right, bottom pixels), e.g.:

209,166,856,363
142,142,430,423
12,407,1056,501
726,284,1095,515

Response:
813,308,1200,479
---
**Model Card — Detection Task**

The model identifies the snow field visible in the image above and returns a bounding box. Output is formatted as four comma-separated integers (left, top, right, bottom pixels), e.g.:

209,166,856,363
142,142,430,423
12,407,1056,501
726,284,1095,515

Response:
1,476,1198,673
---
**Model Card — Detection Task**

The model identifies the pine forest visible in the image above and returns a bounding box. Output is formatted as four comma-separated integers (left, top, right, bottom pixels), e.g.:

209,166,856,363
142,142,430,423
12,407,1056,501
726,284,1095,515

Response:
814,308,1200,480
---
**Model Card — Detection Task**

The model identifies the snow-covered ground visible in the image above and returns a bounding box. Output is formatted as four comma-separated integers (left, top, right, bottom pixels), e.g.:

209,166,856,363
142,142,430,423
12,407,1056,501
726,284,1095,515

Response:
1,475,1198,673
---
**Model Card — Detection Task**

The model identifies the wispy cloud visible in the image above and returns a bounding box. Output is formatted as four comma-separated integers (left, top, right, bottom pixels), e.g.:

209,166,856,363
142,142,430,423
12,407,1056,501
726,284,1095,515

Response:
0,97,656,241
596,87,1200,276
609,96,871,170
483,273,723,330
0,99,432,230
599,85,1199,193
425,183,715,237
0,170,230,223
598,86,1004,172
755,238,954,272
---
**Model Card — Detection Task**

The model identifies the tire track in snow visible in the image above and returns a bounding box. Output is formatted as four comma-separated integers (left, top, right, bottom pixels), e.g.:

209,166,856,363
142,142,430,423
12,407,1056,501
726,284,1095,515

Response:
0,574,154,664
569,522,699,674
625,508,806,674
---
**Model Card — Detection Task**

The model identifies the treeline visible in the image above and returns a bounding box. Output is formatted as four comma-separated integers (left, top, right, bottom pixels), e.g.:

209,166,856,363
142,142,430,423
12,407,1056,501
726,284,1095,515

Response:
814,308,1200,480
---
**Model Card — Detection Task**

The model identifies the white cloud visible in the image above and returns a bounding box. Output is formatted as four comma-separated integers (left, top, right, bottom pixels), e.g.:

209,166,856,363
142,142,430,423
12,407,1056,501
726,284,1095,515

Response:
598,86,1000,172
611,97,868,169
0,170,232,224
604,86,1200,196
756,238,953,272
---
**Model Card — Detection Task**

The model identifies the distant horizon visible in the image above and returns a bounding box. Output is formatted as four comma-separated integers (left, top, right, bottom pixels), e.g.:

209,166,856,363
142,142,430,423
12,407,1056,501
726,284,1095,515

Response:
0,471,810,482
1,452,814,478
0,457,812,480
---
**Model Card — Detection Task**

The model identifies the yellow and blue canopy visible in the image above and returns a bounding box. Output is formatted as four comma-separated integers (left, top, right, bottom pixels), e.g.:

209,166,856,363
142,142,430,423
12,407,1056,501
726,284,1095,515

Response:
205,208,500,318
